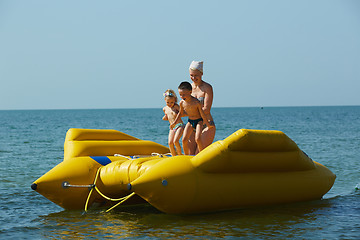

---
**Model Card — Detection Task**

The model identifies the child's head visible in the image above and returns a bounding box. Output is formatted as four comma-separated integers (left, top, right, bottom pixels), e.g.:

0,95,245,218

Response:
163,89,177,107
178,81,192,101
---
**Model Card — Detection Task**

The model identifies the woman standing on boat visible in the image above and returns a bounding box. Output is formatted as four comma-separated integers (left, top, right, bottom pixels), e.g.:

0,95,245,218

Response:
187,60,216,154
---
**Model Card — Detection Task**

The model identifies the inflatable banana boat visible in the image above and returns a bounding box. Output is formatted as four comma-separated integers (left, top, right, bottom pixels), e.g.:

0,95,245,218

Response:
31,128,336,214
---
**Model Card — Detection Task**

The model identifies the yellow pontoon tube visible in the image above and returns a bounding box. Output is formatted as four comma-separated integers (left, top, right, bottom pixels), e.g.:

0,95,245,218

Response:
31,128,169,209
31,128,336,214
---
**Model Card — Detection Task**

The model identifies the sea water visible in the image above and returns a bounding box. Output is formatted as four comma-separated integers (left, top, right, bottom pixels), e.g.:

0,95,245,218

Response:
0,106,359,239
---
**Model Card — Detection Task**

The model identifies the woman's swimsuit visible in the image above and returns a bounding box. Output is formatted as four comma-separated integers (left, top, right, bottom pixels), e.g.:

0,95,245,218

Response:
188,118,203,130
197,97,205,104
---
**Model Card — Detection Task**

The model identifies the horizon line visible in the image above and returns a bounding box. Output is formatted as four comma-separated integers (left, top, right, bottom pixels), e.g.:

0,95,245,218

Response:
0,104,359,111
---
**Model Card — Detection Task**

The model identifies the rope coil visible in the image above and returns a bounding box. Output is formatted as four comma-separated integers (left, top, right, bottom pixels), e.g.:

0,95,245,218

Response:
84,167,135,212
84,153,171,212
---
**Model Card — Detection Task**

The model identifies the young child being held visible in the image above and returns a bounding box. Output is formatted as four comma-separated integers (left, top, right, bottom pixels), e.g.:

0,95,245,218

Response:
162,89,185,156
171,82,214,155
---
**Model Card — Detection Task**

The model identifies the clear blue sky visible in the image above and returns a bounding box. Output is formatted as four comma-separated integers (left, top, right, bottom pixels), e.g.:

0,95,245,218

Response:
1,0,359,110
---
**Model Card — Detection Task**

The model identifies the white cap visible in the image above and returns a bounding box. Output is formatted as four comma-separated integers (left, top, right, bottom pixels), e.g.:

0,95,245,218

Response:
189,61,203,73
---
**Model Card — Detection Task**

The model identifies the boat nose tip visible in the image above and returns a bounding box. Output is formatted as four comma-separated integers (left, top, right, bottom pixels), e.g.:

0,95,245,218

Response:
31,183,37,190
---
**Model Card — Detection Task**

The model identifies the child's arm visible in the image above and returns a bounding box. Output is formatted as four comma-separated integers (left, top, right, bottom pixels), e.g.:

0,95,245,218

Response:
162,107,168,121
170,102,184,129
198,103,214,129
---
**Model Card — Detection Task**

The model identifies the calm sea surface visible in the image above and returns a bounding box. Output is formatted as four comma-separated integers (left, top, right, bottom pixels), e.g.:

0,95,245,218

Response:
0,106,359,239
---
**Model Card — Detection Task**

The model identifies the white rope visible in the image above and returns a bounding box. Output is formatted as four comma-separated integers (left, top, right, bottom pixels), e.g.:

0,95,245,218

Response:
151,152,172,158
113,154,132,160
114,153,172,160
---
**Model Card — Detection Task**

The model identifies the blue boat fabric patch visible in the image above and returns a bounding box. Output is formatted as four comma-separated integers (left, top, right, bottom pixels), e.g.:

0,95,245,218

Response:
90,156,112,166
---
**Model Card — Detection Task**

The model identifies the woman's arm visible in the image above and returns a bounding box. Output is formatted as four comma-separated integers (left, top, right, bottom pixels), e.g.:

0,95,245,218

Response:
202,84,213,115
198,103,214,129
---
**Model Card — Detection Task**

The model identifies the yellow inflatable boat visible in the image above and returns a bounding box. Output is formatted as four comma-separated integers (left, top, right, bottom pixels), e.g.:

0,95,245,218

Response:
31,128,336,214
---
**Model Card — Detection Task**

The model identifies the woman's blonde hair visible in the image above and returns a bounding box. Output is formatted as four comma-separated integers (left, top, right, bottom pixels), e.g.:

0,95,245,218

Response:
163,89,178,103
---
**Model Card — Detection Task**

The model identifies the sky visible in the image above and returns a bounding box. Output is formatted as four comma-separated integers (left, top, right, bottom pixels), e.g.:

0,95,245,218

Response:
1,0,360,110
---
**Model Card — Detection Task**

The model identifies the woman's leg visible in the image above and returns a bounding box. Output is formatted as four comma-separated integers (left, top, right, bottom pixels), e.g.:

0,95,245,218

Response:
201,125,216,149
194,125,216,154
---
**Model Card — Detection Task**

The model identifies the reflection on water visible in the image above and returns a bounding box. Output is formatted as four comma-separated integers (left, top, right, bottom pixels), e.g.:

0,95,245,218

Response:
35,194,360,239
